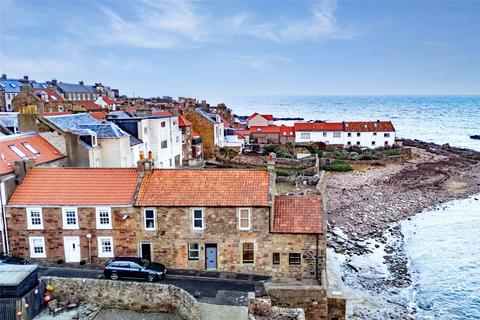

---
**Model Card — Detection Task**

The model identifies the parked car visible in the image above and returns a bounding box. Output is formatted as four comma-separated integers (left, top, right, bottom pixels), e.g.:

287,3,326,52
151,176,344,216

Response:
103,257,166,282
0,253,30,265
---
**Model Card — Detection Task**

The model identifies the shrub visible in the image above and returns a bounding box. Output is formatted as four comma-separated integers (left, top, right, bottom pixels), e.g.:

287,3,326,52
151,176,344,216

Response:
384,150,400,157
219,146,238,159
324,160,353,172
275,146,294,158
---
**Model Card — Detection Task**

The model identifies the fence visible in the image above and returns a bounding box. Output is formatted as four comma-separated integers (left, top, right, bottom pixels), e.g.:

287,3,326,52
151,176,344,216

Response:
0,279,46,320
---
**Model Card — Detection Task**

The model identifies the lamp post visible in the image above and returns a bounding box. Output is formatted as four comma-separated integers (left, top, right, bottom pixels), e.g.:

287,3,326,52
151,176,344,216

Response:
86,233,92,264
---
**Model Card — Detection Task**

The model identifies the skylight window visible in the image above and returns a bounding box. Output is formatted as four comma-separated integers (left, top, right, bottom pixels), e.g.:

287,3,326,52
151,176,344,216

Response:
22,142,40,155
9,145,29,159
0,84,4,88
10,83,16,88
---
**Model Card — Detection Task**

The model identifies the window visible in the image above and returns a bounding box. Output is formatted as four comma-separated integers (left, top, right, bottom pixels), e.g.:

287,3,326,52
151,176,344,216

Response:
289,253,301,265
242,243,254,263
161,121,166,128
62,207,79,229
188,243,199,260
176,135,179,143
347,141,351,146
333,132,341,138
27,208,43,230
96,207,112,229
161,140,168,149
192,208,204,230
323,132,327,137
272,253,280,265
144,127,148,135
144,209,156,230
356,141,361,146
385,141,389,146
347,132,352,137
98,237,114,258
238,208,251,230
372,141,376,146
357,132,361,137
22,142,40,155
300,132,310,139
373,132,377,136
29,237,46,258
384,133,390,137
9,145,28,159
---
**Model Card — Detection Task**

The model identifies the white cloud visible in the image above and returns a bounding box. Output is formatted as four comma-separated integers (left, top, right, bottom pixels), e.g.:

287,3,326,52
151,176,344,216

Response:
225,54,292,71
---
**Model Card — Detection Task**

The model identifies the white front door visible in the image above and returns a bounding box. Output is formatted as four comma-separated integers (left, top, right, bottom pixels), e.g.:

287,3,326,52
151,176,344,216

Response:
64,237,81,263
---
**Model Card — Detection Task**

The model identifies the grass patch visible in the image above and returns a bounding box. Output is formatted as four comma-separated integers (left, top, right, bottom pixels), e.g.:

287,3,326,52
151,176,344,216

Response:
275,167,303,176
384,150,401,157
323,160,353,172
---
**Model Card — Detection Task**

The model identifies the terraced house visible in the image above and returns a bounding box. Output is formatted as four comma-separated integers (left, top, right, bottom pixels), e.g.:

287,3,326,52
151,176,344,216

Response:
5,158,326,280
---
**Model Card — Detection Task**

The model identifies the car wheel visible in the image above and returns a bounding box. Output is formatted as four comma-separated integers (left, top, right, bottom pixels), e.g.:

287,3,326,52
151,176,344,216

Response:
147,274,156,282
110,272,119,280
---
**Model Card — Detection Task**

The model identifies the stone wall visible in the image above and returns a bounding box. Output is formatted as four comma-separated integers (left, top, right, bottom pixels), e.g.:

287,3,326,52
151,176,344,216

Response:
7,207,138,264
135,206,326,279
183,109,215,157
216,154,318,169
43,276,200,320
267,285,328,320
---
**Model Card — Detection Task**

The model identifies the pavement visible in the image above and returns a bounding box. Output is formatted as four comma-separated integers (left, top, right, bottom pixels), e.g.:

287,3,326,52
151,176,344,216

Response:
37,266,265,306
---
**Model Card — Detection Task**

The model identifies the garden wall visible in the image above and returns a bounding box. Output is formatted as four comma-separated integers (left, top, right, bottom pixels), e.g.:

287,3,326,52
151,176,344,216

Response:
42,277,200,320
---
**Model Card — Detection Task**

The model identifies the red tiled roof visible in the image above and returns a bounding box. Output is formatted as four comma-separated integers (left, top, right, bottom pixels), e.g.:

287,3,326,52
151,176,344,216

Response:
31,88,64,102
71,100,103,111
178,115,192,127
136,169,270,207
8,168,139,206
250,126,280,134
192,130,200,137
273,195,323,234
89,111,107,120
102,96,115,104
279,125,295,136
152,111,173,117
345,121,395,132
248,113,274,121
294,122,344,132
0,133,64,175
235,129,251,136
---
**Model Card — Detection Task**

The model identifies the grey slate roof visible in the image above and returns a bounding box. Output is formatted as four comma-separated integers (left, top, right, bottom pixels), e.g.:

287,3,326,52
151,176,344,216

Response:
0,114,18,128
0,264,37,286
129,135,143,146
45,113,128,138
196,108,219,124
56,82,96,93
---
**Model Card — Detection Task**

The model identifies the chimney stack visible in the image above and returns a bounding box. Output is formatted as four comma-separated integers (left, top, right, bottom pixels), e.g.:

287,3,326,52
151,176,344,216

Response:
1,74,6,80
137,152,154,175
267,152,277,232
79,81,84,86
14,159,35,185
23,75,29,82
51,79,57,85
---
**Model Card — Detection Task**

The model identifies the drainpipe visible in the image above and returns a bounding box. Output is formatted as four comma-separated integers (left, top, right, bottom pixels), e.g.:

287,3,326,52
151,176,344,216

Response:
316,233,319,283
1,181,9,254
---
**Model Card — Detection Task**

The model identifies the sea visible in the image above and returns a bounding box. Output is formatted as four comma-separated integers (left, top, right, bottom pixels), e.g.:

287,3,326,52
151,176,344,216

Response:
205,95,480,319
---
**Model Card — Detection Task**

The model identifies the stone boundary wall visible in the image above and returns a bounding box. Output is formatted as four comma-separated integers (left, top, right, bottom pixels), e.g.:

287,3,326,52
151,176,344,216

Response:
248,294,305,320
216,153,318,169
42,276,200,320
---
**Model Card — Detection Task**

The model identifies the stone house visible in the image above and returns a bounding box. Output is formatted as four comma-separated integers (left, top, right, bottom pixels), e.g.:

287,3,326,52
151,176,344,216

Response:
0,132,65,253
51,80,99,101
183,108,224,158
249,126,295,145
247,113,275,127
6,167,141,264
0,75,36,111
134,164,326,280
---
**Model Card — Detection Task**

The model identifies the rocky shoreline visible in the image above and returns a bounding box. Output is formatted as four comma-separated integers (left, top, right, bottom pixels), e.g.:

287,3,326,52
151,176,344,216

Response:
324,141,480,318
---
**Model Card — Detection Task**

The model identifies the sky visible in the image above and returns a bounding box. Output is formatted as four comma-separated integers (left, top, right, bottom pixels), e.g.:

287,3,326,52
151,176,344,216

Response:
0,0,479,98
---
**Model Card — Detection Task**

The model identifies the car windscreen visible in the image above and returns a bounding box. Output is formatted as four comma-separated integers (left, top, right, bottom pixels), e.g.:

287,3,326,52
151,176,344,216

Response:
140,258,150,268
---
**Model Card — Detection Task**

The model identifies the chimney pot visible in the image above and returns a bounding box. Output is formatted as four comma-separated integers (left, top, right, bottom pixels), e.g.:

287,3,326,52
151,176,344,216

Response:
23,75,29,81
139,151,145,160
148,151,153,160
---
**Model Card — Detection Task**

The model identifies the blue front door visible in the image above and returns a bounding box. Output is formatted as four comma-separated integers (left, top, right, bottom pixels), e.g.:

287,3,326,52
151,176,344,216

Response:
206,245,217,270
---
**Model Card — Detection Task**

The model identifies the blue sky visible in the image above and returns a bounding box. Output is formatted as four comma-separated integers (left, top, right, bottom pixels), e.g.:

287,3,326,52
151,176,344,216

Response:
1,0,479,98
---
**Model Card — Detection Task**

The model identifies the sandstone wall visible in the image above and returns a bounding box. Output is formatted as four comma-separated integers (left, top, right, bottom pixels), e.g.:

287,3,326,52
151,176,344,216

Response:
43,276,200,320
7,207,138,264
267,285,328,320
183,109,215,157
135,206,325,279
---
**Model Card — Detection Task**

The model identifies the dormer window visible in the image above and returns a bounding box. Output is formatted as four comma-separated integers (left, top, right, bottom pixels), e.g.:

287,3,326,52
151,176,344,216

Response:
22,142,40,155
